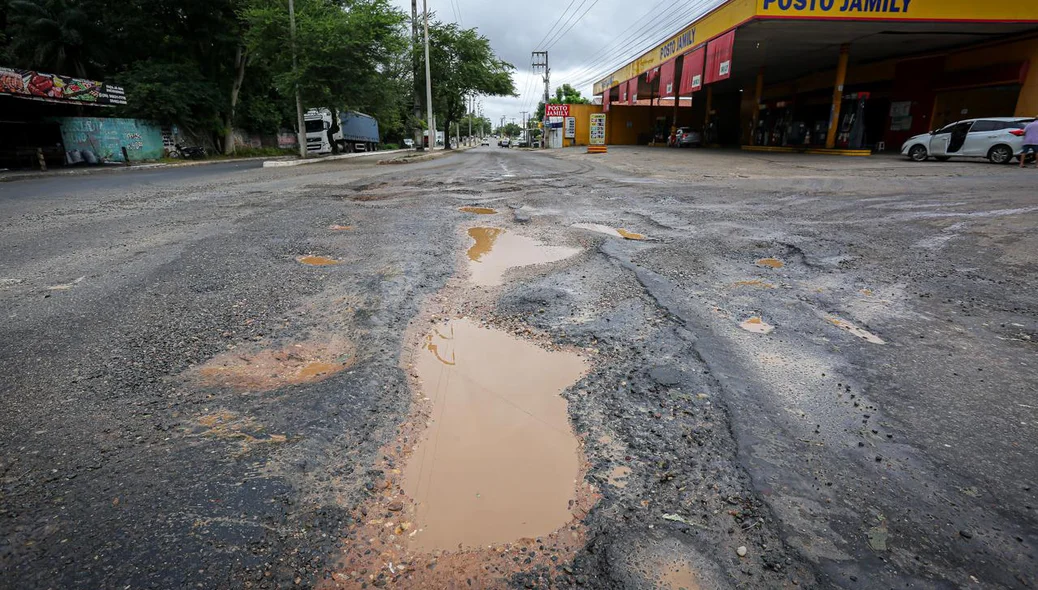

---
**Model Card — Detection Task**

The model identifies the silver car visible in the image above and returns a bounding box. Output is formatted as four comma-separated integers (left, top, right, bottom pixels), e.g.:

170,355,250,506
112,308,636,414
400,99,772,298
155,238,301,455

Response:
901,117,1034,164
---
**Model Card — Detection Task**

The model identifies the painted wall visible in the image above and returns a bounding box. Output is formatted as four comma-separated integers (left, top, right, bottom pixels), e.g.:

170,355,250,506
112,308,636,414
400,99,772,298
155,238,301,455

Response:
53,117,164,162
567,104,603,146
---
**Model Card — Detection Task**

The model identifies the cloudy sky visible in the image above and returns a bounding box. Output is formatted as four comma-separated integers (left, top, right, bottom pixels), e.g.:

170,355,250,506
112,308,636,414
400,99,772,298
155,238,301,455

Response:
388,0,724,127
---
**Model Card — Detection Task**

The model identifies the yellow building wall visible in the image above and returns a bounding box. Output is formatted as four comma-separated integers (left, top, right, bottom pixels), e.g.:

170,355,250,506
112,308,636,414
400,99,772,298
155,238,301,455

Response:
605,106,657,145
566,104,603,146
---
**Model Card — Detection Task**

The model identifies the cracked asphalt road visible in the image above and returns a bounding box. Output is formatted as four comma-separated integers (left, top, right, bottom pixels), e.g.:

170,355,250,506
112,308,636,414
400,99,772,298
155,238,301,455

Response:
1,147,1035,589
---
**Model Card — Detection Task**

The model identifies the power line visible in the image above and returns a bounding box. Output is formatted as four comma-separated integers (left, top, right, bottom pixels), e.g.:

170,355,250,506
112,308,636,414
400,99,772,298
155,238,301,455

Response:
567,0,711,85
534,0,581,50
561,0,675,82
571,0,718,88
543,0,604,51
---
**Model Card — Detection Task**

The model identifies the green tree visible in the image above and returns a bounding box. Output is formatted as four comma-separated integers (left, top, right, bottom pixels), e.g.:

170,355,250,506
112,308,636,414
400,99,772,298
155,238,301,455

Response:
535,83,589,121
7,0,104,76
421,20,515,149
243,0,406,119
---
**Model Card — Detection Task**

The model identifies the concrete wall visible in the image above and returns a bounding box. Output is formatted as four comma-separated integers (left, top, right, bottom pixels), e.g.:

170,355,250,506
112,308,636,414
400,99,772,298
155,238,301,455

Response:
54,117,164,162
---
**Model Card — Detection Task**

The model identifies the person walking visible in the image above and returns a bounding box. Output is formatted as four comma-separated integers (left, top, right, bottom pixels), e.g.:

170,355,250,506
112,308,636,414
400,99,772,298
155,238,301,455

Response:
1020,118,1038,168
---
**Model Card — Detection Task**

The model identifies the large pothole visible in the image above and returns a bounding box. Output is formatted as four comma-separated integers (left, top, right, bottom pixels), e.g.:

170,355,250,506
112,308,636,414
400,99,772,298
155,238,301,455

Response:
403,317,588,552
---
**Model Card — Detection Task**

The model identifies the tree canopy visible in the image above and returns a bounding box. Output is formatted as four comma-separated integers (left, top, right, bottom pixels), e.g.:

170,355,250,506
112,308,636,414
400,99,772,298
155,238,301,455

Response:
421,19,515,149
0,0,509,153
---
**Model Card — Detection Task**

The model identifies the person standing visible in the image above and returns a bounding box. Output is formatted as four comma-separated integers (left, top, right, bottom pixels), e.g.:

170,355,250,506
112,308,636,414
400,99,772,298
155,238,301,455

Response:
1020,118,1038,168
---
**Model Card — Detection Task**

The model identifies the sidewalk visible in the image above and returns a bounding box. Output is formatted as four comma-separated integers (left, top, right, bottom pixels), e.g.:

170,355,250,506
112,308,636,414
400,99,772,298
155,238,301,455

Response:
0,154,285,183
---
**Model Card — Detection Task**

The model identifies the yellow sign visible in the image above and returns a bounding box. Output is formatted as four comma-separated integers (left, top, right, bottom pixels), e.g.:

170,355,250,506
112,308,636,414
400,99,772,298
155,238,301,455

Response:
757,0,1038,21
594,0,757,95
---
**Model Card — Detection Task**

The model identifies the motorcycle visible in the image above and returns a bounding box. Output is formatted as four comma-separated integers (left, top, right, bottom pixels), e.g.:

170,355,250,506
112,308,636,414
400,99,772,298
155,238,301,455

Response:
169,143,208,159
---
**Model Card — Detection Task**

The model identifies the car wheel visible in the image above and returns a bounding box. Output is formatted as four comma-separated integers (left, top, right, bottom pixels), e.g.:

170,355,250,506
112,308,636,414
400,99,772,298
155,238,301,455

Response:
988,144,1013,165
908,145,928,162
934,156,951,162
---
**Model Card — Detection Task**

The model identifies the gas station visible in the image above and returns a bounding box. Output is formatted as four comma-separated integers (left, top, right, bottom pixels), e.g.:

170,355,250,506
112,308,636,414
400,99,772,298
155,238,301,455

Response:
591,0,1038,153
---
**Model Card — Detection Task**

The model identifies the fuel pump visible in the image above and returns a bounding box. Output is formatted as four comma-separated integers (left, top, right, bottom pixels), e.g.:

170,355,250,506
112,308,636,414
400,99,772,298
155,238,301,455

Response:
837,92,869,149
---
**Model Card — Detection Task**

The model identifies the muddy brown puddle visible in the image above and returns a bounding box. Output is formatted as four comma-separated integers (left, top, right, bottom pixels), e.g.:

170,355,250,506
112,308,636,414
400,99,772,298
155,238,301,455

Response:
298,255,340,266
459,206,498,215
467,227,580,286
403,317,588,551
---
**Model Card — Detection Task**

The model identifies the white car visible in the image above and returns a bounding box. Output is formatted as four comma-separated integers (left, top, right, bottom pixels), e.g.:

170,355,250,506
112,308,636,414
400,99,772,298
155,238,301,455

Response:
901,117,1034,164
403,138,414,149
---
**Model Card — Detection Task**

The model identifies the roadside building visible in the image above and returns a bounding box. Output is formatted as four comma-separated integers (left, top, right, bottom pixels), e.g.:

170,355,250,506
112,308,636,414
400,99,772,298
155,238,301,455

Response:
591,0,1038,153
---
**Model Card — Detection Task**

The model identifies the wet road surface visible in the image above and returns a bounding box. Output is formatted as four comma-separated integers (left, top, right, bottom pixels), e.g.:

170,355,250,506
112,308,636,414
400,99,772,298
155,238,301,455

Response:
1,146,1035,589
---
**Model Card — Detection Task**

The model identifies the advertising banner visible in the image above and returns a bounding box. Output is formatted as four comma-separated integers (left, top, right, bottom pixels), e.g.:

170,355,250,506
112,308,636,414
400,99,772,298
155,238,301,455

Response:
590,114,606,145
564,117,576,138
680,47,706,95
704,30,735,85
660,59,677,98
0,67,126,106
628,78,639,104
603,89,610,112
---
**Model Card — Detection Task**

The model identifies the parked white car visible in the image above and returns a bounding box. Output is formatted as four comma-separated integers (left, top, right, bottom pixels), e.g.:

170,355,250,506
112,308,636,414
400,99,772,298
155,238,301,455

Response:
901,117,1034,164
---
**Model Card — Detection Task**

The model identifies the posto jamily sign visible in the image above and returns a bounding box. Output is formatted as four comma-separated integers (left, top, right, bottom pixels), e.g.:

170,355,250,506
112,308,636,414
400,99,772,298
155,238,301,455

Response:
761,0,913,14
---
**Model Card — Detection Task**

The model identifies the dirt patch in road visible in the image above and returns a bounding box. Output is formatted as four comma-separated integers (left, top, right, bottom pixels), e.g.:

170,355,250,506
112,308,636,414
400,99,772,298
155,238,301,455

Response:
193,410,288,453
192,338,355,392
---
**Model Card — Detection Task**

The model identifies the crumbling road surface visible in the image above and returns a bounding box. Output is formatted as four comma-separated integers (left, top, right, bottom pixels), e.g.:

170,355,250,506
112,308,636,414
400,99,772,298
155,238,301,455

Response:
1,147,1035,589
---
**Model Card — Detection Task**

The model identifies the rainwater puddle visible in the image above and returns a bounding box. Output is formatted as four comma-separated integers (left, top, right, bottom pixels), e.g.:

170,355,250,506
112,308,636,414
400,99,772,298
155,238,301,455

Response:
607,465,632,489
827,316,885,344
298,255,339,266
740,317,775,335
467,227,580,287
658,561,701,590
571,223,646,240
756,258,785,269
459,206,498,215
402,318,588,552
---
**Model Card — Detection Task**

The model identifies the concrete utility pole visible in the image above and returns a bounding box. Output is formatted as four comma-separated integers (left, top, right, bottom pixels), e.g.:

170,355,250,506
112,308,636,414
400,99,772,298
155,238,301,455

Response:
288,0,306,158
532,51,549,149
468,94,473,146
411,0,424,151
423,0,434,150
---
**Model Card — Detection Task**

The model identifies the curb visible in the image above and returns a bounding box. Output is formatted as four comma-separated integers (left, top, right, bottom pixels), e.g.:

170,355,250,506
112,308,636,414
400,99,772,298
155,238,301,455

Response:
0,155,285,183
262,149,410,168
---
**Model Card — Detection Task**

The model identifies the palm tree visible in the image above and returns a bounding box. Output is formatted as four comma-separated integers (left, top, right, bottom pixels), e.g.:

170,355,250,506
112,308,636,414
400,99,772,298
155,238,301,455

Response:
8,0,98,77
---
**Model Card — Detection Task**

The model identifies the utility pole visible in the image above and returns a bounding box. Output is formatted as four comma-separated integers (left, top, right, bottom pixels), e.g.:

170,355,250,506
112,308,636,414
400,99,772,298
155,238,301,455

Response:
423,0,434,150
411,0,423,151
532,51,549,149
288,0,306,159
468,94,473,146
520,111,528,144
